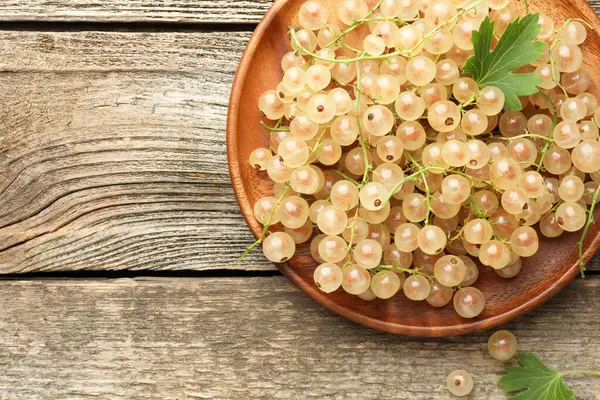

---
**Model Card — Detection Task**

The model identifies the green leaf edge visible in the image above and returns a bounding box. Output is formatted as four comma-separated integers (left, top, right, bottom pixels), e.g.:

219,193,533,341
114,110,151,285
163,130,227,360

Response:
497,353,576,400
462,14,546,111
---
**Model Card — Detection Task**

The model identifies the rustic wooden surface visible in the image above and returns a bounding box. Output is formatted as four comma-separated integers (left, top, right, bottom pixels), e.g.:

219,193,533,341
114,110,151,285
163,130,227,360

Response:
0,0,274,23
0,30,274,272
0,277,598,400
2,0,600,23
0,1,599,399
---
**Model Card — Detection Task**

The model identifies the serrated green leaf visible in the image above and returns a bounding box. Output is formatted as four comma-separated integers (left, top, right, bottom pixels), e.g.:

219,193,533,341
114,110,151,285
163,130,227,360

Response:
463,14,545,110
497,353,575,400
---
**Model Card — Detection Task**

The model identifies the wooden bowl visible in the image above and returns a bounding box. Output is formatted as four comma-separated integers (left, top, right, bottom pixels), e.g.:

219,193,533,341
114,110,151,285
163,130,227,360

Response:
227,0,600,336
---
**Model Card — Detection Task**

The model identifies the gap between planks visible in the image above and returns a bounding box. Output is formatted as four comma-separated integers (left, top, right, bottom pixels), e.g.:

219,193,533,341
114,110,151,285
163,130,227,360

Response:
0,269,596,281
0,21,258,33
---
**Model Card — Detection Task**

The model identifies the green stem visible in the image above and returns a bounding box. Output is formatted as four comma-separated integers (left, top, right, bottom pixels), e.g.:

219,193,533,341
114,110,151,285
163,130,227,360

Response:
559,370,600,377
309,129,328,154
235,240,262,264
438,167,492,186
495,133,553,142
553,18,596,41
332,169,360,186
340,42,363,54
291,0,485,64
360,16,413,24
536,91,558,172
405,152,431,225
325,0,384,48
236,185,291,264
354,66,372,186
346,211,361,254
576,184,600,277
378,265,434,279
238,121,331,263
548,19,591,96
260,120,290,132
382,167,435,207
259,186,290,235
448,225,466,242
342,81,376,104
458,94,476,111
468,195,487,218
492,233,510,245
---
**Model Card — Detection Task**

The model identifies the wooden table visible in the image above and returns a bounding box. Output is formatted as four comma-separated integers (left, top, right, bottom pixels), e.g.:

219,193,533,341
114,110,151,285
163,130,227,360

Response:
0,1,599,399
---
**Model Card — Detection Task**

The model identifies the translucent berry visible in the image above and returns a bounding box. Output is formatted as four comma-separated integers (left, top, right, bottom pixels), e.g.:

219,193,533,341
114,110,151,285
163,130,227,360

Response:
434,255,467,287
453,287,485,318
488,330,518,361
447,370,474,396
342,264,371,294
403,275,431,301
263,232,296,262
371,270,402,299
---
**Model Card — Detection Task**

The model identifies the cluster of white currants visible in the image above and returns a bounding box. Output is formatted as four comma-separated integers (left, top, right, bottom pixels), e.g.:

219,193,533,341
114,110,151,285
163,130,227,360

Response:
249,0,600,319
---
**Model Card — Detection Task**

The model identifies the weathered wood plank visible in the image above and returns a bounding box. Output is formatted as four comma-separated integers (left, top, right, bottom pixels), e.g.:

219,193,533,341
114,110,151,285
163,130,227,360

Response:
0,0,599,24
0,0,273,24
2,0,600,24
1,29,599,272
0,30,274,272
0,277,598,399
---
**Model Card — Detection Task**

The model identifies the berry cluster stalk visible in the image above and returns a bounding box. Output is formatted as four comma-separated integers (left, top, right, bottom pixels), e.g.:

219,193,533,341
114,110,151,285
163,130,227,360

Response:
289,0,486,65
576,183,600,277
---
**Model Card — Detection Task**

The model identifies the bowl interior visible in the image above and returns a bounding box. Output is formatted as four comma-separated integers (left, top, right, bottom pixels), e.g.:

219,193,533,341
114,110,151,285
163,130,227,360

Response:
227,0,600,336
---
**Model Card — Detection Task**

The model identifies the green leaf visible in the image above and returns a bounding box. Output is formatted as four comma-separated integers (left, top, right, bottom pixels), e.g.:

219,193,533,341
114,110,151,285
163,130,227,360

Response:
463,14,545,110
498,353,575,400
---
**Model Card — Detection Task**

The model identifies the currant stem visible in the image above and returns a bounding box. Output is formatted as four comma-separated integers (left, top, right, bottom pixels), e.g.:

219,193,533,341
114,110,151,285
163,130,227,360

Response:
340,42,363,54
345,211,361,253
559,370,600,377
405,152,432,225
235,240,261,264
440,167,493,186
576,183,600,277
290,0,485,65
459,94,476,111
325,0,385,48
495,133,553,142
549,19,581,95
354,66,372,186
382,166,436,207
332,169,360,185
536,91,558,172
468,195,487,218
309,128,328,154
238,122,332,263
260,120,290,132
378,265,434,279
448,225,466,242
236,185,291,264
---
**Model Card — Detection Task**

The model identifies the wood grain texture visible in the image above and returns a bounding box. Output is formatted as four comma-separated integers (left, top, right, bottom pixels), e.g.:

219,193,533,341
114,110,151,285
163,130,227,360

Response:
1,0,600,24
0,0,274,23
0,30,272,272
0,277,599,399
0,28,599,274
